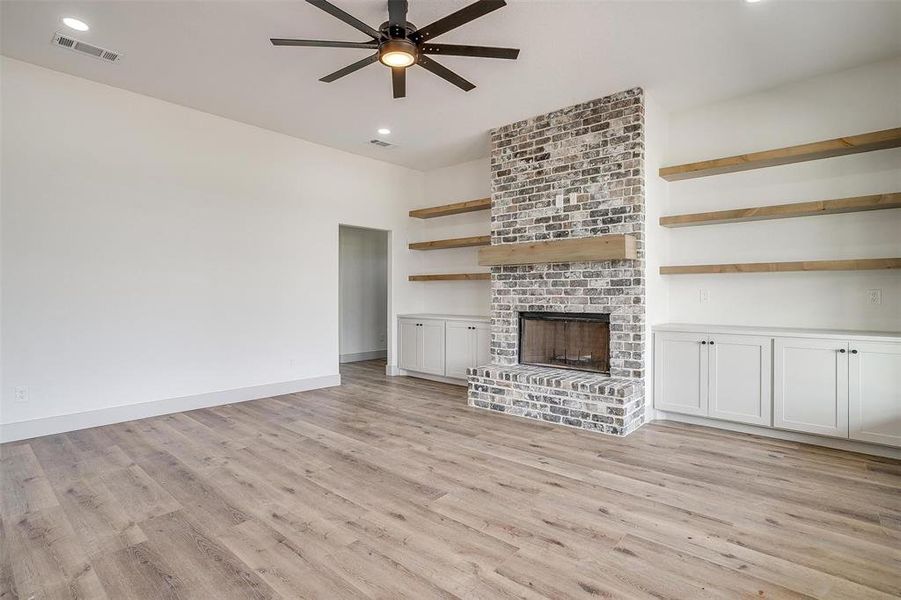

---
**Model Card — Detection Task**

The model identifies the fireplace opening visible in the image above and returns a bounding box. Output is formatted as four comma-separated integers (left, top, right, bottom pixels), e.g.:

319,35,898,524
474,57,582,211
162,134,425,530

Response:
518,312,610,374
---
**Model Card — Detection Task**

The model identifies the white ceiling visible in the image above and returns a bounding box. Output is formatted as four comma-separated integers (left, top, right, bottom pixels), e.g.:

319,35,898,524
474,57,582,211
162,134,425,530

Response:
2,1,899,171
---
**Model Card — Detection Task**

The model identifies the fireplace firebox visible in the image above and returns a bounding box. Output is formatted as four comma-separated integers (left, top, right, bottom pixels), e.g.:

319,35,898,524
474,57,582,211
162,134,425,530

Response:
518,312,610,374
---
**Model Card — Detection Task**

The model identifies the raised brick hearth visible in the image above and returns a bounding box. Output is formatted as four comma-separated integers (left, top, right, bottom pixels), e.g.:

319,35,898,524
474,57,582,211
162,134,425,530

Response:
467,87,647,437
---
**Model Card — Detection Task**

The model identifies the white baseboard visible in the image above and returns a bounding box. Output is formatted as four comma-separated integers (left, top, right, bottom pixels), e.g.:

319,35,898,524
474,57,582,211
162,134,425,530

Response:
385,364,404,376
340,350,387,363
386,366,466,387
656,411,901,460
0,374,341,444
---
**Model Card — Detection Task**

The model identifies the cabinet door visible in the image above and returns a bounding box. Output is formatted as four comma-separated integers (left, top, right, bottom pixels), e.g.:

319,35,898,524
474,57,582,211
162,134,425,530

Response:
398,319,421,371
474,322,491,367
708,334,772,426
445,321,472,380
849,341,901,447
774,337,848,438
419,319,446,375
654,331,708,416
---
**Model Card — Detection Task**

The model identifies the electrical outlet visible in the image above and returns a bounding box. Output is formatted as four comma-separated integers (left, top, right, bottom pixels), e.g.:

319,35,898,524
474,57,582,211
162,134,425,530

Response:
866,289,882,305
378,333,386,344
555,194,564,209
699,289,710,303
14,386,28,403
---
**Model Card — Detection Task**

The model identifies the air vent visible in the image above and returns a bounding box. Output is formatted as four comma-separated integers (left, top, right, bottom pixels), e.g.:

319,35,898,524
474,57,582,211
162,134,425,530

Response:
369,139,392,148
52,32,122,63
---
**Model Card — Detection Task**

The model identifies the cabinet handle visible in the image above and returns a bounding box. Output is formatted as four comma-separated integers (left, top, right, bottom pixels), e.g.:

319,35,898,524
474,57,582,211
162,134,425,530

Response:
709,340,715,345
700,340,707,345
851,349,858,354
838,348,846,353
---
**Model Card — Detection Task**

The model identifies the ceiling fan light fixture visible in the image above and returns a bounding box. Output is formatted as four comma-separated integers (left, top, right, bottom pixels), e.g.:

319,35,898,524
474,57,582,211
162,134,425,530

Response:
379,39,417,68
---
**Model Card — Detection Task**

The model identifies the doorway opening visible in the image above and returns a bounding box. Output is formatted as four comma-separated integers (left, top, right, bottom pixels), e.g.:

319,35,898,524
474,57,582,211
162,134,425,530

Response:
339,225,389,364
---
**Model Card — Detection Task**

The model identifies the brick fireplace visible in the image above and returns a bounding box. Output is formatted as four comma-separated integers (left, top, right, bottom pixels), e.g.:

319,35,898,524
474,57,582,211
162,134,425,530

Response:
467,87,647,436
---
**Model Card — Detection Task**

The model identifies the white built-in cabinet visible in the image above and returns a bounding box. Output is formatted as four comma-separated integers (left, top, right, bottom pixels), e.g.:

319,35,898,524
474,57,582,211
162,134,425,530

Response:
654,325,901,450
654,331,771,426
849,342,901,447
397,317,446,375
445,320,491,379
398,315,489,382
773,337,848,438
654,331,709,417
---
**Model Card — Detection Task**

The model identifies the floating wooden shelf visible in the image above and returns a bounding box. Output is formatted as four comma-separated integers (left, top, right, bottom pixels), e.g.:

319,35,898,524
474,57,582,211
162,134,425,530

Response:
408,273,491,281
660,192,901,228
409,197,491,219
659,128,901,181
478,234,637,266
408,235,491,250
660,258,901,275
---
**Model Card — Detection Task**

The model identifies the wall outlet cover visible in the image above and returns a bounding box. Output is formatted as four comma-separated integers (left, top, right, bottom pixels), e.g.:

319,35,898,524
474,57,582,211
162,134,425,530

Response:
866,289,882,305
699,289,710,303
14,386,28,403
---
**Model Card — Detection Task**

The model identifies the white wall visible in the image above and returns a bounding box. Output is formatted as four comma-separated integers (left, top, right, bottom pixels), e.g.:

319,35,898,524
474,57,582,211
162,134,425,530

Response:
0,58,424,440
411,158,491,316
643,94,670,419
659,57,901,331
339,225,388,360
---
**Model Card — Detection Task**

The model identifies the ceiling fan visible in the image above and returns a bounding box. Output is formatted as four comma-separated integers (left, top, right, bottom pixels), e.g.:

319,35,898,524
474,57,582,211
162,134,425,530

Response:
270,0,520,98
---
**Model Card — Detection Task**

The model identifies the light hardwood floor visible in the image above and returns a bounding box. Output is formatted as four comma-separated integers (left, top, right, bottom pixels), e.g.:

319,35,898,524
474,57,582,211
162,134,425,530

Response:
2,360,900,599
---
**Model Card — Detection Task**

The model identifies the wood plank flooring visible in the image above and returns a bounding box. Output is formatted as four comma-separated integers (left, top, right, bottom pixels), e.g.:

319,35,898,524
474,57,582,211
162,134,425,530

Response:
2,359,900,599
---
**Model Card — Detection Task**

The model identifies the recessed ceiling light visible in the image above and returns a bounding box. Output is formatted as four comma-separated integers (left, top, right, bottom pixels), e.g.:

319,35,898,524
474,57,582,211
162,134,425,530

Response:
745,0,762,3
377,128,391,135
62,17,89,31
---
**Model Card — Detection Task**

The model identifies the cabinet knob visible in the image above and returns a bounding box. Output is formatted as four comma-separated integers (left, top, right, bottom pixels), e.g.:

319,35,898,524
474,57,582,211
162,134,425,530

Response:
700,340,707,345
851,349,858,354
838,348,846,353
709,340,715,345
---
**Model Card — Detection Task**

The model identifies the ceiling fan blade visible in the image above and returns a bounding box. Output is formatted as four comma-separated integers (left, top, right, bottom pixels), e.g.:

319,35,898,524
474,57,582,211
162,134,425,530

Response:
305,0,381,39
320,53,379,82
271,39,379,49
392,67,406,98
387,0,408,33
418,55,475,92
422,43,519,60
413,0,506,42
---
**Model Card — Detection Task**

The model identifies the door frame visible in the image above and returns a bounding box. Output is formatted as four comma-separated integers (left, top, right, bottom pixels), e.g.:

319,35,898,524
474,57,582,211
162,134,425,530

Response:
337,224,392,368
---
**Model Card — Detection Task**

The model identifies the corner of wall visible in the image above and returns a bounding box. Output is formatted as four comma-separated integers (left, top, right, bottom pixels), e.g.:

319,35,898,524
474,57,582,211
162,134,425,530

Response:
642,93,671,421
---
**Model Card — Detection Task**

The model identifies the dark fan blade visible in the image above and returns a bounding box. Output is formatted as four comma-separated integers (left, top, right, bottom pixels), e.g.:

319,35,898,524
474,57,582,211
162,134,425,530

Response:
387,0,408,31
271,39,379,49
422,43,519,59
305,0,381,39
320,53,379,82
418,55,475,91
392,67,406,98
414,0,506,42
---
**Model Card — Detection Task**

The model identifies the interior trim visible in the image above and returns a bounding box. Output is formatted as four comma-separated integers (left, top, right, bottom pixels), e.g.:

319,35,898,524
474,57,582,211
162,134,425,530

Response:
0,373,341,443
